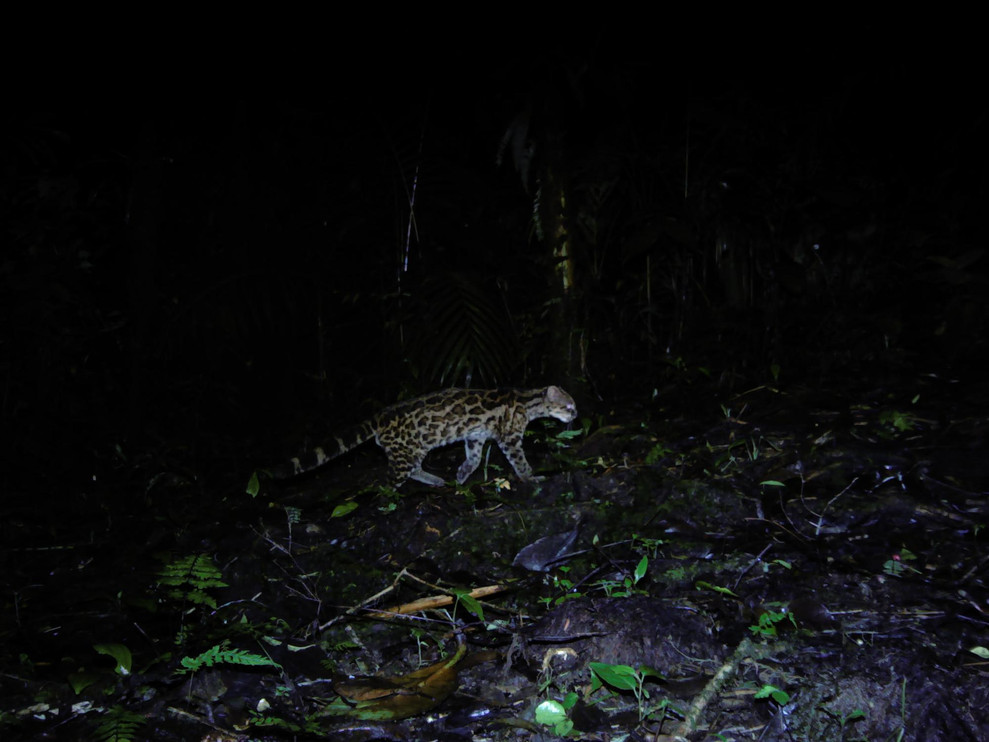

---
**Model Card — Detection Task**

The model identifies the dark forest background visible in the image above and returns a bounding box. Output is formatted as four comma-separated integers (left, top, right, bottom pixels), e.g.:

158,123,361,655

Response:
3,25,987,493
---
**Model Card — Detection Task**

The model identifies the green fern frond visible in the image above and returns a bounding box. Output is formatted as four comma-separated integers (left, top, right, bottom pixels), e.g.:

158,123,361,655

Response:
284,506,302,524
91,705,145,742
410,272,519,387
178,641,282,674
157,554,227,588
156,554,227,610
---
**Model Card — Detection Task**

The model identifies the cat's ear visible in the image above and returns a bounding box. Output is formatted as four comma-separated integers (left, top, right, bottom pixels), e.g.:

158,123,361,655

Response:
546,386,570,403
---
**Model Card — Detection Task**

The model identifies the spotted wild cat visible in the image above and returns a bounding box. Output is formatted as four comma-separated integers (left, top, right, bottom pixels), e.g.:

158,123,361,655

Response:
271,386,577,487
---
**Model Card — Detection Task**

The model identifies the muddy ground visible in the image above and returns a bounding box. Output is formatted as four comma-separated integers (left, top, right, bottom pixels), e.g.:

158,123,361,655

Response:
2,374,988,741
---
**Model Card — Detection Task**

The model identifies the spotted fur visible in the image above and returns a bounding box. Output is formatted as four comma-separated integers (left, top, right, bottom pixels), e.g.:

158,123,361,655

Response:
271,386,577,487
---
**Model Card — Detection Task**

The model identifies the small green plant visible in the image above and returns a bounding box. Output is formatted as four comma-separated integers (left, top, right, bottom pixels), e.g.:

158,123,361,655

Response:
553,428,584,447
710,438,751,473
246,470,261,497
178,640,282,674
66,643,134,696
630,534,664,558
537,424,585,473
156,554,227,611
284,505,302,524
595,555,648,597
250,712,325,736
644,441,673,465
535,692,578,736
823,706,866,737
91,705,146,742
896,676,908,740
541,566,583,607
451,589,485,622
755,683,790,706
94,643,133,676
589,662,665,721
155,553,230,648
332,500,359,518
883,548,921,577
375,484,403,508
409,628,432,665
663,565,688,581
768,559,791,571
695,581,739,599
879,408,916,433
739,437,756,461
749,607,798,639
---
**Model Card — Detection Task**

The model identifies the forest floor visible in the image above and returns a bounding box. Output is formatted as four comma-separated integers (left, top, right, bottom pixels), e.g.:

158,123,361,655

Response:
3,372,989,741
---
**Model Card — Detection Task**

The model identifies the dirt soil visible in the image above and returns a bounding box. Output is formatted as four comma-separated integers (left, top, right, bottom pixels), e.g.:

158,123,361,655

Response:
2,377,989,741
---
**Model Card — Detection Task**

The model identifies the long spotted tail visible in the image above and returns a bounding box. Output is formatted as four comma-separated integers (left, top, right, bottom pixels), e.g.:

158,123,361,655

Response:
267,420,375,480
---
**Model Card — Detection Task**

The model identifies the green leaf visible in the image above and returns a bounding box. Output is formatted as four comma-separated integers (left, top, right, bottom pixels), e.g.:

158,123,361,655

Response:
634,556,648,582
589,662,638,691
67,670,100,695
645,442,672,465
246,471,260,497
455,592,485,622
695,581,739,598
94,643,132,676
755,684,790,705
535,699,568,725
331,501,359,518
556,429,584,440
561,690,579,710
638,665,664,681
